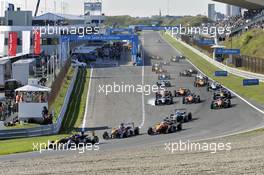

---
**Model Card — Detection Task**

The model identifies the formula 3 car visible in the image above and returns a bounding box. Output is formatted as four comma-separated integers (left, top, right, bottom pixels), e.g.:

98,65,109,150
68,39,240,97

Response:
152,63,162,72
147,120,182,135
182,93,201,104
213,89,232,100
156,80,172,87
158,73,171,80
194,74,209,87
151,55,162,60
174,88,191,97
211,97,231,109
155,95,174,105
179,70,192,77
47,132,99,149
102,123,139,140
207,81,222,91
169,109,193,123
171,56,179,62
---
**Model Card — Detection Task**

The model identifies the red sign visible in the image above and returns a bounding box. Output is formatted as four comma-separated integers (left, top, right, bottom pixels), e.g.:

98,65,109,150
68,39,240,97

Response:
8,32,17,56
34,30,41,55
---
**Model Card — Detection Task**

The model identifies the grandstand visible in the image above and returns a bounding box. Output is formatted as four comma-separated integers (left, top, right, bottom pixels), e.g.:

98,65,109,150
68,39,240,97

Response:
212,0,264,35
213,0,264,9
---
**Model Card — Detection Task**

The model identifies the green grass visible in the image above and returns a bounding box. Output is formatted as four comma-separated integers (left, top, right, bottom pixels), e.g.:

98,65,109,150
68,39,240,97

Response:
50,67,75,122
5,123,40,129
224,29,264,59
60,68,90,133
0,68,91,155
163,33,264,105
0,134,68,155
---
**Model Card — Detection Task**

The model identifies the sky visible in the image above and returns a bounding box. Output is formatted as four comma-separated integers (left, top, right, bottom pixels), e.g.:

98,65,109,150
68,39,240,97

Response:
4,0,226,17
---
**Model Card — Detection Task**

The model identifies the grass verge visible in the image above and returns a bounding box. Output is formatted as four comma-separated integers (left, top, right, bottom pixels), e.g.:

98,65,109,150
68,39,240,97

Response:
60,68,90,133
51,67,75,122
163,33,264,105
0,134,68,155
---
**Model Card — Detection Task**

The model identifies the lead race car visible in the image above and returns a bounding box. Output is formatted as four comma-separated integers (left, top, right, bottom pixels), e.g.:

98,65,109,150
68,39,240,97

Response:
102,123,140,140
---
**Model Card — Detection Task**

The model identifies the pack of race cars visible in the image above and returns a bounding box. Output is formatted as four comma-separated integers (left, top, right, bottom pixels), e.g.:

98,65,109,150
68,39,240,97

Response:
98,54,233,141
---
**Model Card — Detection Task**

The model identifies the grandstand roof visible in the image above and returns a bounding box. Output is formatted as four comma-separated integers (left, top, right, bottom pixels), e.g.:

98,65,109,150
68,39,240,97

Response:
213,0,264,9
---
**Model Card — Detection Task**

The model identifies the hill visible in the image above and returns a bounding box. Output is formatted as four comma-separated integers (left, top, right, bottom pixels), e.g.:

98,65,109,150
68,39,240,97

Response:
224,28,264,59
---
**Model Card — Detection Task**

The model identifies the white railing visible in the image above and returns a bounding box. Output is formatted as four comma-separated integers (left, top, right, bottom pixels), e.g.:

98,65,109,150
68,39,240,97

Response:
173,35,264,82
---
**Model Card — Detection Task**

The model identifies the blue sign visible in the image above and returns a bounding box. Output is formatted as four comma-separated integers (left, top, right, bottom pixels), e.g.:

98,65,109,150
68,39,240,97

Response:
243,79,259,86
134,26,177,31
215,71,228,77
215,48,240,55
198,40,215,45
107,28,133,35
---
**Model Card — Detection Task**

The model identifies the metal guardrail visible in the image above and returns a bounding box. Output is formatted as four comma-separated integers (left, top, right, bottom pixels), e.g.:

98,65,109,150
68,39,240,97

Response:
0,68,78,139
175,36,264,82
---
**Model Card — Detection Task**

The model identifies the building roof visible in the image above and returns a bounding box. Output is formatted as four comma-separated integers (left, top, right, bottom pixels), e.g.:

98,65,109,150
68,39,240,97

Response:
34,12,85,21
15,84,51,92
213,0,264,9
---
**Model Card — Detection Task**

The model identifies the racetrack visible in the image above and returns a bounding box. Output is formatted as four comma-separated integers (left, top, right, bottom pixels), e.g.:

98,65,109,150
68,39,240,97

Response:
83,31,264,151
1,31,264,161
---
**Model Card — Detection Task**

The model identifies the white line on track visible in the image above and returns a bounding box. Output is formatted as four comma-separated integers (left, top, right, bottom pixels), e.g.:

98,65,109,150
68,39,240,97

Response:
82,64,94,132
139,37,146,128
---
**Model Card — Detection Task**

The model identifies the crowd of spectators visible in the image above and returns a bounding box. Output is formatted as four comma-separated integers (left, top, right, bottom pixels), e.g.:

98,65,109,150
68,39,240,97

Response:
0,100,16,121
215,9,264,34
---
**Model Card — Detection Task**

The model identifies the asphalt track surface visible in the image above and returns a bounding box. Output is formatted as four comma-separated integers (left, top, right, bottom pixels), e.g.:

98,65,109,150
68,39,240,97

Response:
1,31,264,160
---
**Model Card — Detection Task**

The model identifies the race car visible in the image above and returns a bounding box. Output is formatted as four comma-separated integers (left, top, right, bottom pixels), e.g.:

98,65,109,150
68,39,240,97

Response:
47,132,99,149
171,56,179,62
169,109,192,123
156,90,173,98
156,67,168,74
182,93,201,104
151,55,162,60
160,61,170,66
152,63,162,72
155,95,174,105
187,68,198,74
211,97,231,109
147,120,182,135
102,123,139,140
174,88,191,97
207,81,222,91
156,80,172,87
213,89,232,100
179,70,192,77
194,74,209,87
158,73,171,80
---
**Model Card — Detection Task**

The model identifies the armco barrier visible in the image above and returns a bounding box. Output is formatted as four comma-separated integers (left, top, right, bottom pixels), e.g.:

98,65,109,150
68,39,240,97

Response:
0,68,78,139
172,34,264,82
